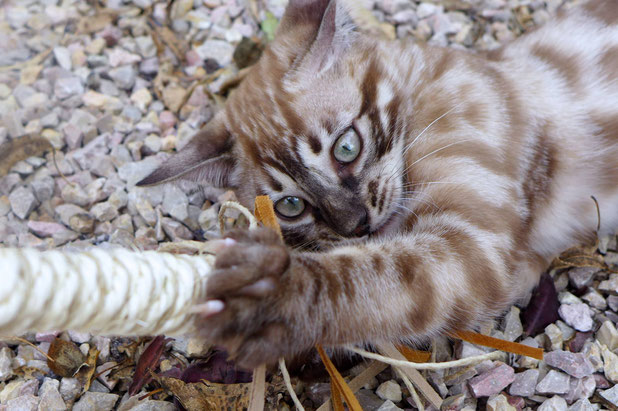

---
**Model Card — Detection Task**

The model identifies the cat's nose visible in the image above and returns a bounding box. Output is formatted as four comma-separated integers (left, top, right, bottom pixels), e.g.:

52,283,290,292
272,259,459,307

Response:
352,212,370,237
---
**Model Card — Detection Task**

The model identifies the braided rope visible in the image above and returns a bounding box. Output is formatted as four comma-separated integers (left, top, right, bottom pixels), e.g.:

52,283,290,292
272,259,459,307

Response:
0,248,215,337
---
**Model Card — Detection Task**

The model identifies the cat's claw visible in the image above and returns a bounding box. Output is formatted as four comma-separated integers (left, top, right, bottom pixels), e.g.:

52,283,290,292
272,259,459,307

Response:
197,227,295,368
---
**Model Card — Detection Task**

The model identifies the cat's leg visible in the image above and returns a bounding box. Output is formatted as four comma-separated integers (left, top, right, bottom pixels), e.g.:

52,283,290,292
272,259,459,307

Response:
196,221,524,368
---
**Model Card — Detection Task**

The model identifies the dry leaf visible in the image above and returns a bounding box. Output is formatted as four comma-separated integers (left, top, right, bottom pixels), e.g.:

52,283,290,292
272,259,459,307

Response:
20,65,43,85
75,346,100,393
347,3,396,40
76,11,117,34
47,338,86,377
158,376,252,411
129,336,170,396
0,136,53,177
550,244,611,271
149,19,188,62
521,272,560,336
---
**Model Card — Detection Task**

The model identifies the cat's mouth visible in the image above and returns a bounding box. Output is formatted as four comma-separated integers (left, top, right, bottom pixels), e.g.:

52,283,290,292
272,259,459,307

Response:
371,211,401,237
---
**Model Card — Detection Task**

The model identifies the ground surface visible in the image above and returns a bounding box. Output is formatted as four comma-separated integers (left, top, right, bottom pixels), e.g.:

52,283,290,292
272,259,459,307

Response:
1,0,618,410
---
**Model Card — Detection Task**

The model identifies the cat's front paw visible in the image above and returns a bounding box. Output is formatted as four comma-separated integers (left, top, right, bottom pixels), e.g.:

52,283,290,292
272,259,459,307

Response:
196,228,298,368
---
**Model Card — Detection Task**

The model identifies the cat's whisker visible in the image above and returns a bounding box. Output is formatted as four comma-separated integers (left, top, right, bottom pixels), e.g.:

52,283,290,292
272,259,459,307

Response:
403,105,460,155
401,139,474,178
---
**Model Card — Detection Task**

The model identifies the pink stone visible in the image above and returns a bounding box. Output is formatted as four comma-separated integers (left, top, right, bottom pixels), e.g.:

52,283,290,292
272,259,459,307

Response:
63,123,83,150
185,49,202,67
27,221,71,238
35,331,60,342
186,85,209,107
468,363,515,398
159,111,177,131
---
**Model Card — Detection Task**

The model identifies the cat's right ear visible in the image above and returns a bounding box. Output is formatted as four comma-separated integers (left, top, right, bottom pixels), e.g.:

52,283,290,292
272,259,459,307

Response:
276,0,356,73
136,116,238,188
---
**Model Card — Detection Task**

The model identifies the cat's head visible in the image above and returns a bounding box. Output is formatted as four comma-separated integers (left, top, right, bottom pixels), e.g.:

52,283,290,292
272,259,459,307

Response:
139,0,408,249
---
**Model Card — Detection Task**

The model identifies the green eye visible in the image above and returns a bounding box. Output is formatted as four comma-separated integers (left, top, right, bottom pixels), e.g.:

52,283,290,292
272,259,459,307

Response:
275,196,306,218
333,129,361,163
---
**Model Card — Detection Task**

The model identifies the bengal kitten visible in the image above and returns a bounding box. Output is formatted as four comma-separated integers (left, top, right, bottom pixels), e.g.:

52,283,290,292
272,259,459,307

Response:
139,0,618,368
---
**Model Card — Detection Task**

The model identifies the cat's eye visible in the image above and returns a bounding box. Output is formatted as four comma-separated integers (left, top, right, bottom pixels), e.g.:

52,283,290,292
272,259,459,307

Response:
275,196,306,218
333,129,361,163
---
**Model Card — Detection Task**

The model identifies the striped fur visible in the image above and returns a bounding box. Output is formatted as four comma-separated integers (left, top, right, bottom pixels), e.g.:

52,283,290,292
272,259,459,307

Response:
141,0,618,367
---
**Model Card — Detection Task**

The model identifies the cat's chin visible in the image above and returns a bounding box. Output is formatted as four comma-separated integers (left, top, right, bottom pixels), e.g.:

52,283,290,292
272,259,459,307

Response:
371,211,403,238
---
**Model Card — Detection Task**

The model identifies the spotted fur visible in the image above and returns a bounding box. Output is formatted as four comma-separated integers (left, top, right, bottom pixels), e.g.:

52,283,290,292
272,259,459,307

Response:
140,0,618,367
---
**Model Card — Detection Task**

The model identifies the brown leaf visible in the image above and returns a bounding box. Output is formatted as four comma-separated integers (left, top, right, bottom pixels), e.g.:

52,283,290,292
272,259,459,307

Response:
75,346,100,393
76,11,117,34
158,376,251,410
149,19,188,63
0,137,53,177
128,336,170,396
521,272,560,336
47,338,86,377
550,244,608,271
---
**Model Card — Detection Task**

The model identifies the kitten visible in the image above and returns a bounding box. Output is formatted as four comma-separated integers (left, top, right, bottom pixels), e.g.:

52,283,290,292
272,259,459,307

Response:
139,0,618,368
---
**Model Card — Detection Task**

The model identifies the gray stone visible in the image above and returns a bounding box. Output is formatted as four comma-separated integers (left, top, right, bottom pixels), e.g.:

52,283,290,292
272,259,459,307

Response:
72,392,118,411
608,295,618,312
40,112,59,128
9,186,38,219
117,156,160,187
568,267,599,289
597,320,618,351
4,112,26,139
599,384,618,407
377,400,402,410
564,375,596,403
601,345,618,383
53,47,72,70
599,274,618,295
31,176,55,202
0,347,14,382
544,350,594,378
502,306,523,342
61,184,90,207
162,184,189,222
38,378,67,410
6,394,38,411
59,378,81,404
0,195,10,216
486,394,516,411
356,389,385,410
558,303,593,332
582,289,606,310
568,398,594,411
54,77,84,100
120,399,176,411
90,202,119,222
509,369,539,397
536,370,570,395
109,65,136,90
195,40,234,66
27,221,72,238
538,395,568,411
468,363,515,397
375,380,402,403
161,218,193,241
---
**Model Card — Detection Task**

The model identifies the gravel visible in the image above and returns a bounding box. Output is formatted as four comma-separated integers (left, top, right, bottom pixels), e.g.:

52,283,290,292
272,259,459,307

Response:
1,0,615,409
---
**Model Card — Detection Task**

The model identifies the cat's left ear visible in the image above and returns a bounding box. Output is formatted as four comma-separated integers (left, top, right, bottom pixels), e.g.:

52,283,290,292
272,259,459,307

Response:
136,115,239,188
291,0,356,74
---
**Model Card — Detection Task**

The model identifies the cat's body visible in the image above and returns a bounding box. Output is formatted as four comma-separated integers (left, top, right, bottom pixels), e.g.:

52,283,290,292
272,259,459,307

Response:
140,0,618,367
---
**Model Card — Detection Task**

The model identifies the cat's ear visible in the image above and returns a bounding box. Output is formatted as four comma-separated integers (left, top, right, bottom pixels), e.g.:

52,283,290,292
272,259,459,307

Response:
136,116,238,188
278,0,356,73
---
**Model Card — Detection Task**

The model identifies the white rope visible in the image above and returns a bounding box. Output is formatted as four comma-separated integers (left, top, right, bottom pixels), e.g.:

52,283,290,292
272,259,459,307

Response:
0,248,215,337
347,346,503,370
279,358,305,411
394,368,424,411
